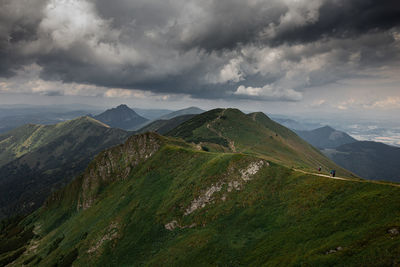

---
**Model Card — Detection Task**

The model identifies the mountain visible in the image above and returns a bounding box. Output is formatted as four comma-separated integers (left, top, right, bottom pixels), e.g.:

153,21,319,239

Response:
159,106,205,120
132,108,174,121
272,117,323,131
94,104,149,130
3,126,400,266
136,114,196,135
0,117,130,218
0,109,103,134
295,126,357,149
323,141,400,182
168,109,352,176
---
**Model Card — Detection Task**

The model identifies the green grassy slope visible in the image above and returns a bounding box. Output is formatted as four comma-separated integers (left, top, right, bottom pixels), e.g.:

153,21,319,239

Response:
0,117,130,218
2,132,400,266
0,116,113,167
168,109,352,177
136,114,196,135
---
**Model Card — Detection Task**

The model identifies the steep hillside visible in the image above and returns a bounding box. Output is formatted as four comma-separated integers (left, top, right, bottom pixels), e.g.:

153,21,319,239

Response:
168,109,352,177
0,117,110,167
0,117,130,218
137,114,196,134
2,132,400,266
295,126,357,149
323,141,400,182
159,107,205,120
94,104,148,130
132,108,173,120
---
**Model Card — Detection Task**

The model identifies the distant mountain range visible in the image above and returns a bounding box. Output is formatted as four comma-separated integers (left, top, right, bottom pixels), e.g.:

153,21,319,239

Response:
295,126,357,149
0,117,129,218
295,125,400,182
0,108,102,134
272,117,323,131
132,108,173,121
5,108,400,266
322,141,400,182
93,104,149,130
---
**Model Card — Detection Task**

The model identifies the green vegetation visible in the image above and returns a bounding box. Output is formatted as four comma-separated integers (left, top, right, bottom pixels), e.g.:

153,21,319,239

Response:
0,116,130,219
2,109,400,266
168,109,353,177
136,114,196,135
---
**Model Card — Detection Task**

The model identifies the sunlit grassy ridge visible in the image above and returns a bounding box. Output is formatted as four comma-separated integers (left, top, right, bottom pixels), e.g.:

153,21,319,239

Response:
1,111,400,266
0,117,130,218
168,109,352,177
0,117,115,167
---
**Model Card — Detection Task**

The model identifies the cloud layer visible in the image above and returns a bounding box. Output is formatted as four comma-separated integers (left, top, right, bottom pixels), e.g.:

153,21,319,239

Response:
1,0,400,101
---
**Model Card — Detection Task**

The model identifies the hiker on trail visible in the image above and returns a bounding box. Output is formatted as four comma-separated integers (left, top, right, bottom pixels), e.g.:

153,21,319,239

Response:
318,166,322,172
332,170,336,177
330,170,333,177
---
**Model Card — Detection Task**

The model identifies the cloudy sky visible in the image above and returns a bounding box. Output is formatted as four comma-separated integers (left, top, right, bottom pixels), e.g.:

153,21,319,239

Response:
0,0,399,118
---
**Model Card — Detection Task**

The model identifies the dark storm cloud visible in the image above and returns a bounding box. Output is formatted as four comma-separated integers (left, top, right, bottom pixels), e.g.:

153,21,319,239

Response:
0,0,48,76
271,0,400,46
0,0,400,100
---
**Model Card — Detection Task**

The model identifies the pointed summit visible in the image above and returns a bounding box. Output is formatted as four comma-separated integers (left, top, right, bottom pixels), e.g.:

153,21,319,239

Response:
94,105,149,130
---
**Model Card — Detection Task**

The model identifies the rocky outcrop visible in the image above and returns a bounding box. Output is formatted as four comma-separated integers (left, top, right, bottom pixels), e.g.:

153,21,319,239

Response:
166,159,268,230
77,132,162,210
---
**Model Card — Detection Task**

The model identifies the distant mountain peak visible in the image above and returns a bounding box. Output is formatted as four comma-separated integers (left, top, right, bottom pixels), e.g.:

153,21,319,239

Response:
295,125,357,149
94,105,149,130
116,104,130,109
320,125,335,131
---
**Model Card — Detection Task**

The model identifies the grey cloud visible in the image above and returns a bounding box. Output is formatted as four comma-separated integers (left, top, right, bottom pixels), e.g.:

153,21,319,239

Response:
0,0,399,101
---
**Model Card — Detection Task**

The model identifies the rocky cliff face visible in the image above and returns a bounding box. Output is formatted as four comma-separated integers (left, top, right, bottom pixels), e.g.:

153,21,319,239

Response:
77,132,162,210
43,132,161,211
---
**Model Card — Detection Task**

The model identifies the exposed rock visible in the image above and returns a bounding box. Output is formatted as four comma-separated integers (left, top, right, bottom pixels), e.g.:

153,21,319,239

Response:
167,159,268,230
165,220,178,231
325,246,343,254
227,180,241,192
184,183,223,215
184,160,267,215
78,133,162,210
388,228,399,236
164,220,196,231
88,222,120,253
240,160,266,181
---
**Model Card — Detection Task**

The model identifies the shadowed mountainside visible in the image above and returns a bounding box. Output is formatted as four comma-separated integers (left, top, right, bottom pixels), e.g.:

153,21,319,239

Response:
323,141,400,182
94,104,148,130
295,126,357,149
3,109,400,266
0,117,130,218
136,114,196,135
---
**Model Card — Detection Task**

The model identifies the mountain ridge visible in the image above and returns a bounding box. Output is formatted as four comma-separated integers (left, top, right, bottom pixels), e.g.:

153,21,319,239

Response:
323,140,400,182
295,125,357,149
0,116,130,218
4,108,400,266
159,106,205,120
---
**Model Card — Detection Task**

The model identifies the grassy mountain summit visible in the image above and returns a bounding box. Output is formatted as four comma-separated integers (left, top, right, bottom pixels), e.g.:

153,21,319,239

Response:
159,106,205,120
3,131,400,266
168,108,351,176
136,114,196,134
0,116,111,167
2,109,400,266
0,117,130,218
